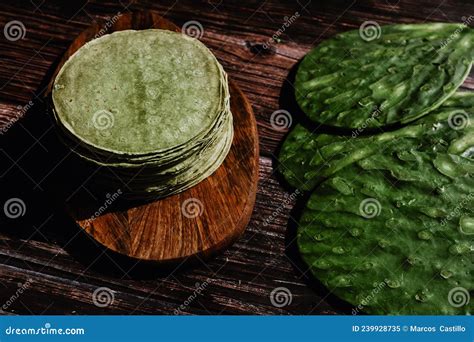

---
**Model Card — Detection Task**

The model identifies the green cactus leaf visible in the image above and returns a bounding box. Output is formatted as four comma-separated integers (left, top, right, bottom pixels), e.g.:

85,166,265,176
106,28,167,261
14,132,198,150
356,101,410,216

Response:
295,23,474,129
279,92,474,191
290,92,474,314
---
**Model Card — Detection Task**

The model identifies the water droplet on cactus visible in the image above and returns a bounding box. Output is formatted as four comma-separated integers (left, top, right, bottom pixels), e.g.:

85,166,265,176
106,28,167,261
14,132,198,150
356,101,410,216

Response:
314,233,325,241
415,290,430,302
405,256,420,266
299,244,311,253
332,246,345,254
417,230,433,240
386,280,401,288
440,269,453,279
333,275,351,287
420,84,431,91
367,261,378,269
385,218,402,230
350,228,361,237
313,259,331,269
449,242,471,255
388,67,397,74
304,170,318,180
459,216,474,235
378,239,389,249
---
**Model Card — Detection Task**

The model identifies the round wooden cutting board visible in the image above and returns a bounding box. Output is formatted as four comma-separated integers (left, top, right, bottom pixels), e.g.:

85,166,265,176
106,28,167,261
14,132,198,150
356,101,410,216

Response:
45,11,259,263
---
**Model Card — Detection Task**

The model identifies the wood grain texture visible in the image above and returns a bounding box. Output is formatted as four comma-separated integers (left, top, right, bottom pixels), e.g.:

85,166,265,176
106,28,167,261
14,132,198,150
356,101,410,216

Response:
43,11,259,263
0,0,472,315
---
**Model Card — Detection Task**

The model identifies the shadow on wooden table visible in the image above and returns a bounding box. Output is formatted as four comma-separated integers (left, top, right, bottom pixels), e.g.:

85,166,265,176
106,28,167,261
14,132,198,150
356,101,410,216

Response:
275,60,358,315
0,98,195,279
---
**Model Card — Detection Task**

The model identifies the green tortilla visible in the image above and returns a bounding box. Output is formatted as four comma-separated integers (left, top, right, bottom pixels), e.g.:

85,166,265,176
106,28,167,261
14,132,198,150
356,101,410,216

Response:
53,29,228,154
52,29,233,199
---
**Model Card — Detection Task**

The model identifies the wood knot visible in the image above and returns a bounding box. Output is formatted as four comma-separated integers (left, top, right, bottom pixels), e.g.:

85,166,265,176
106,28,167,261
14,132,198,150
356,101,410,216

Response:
246,41,276,56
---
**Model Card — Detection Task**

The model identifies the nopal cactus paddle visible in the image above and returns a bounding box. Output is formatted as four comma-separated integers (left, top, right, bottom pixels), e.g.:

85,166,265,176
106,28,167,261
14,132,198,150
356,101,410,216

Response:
294,93,473,314
295,23,474,129
279,92,474,191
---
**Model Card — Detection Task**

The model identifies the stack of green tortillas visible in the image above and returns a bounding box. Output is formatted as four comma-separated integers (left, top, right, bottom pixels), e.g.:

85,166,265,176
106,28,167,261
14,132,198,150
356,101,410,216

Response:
52,29,233,200
278,23,473,314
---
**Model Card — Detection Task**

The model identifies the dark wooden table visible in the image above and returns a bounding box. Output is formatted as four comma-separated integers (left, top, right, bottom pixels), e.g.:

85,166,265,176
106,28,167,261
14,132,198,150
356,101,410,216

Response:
0,0,472,315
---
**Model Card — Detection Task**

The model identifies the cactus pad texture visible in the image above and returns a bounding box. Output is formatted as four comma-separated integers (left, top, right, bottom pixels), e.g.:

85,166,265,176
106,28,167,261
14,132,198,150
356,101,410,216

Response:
293,92,473,314
279,92,474,191
295,23,474,129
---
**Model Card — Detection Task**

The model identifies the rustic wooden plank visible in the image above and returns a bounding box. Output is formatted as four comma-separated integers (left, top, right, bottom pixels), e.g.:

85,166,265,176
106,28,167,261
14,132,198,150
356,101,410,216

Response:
0,155,341,314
